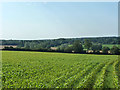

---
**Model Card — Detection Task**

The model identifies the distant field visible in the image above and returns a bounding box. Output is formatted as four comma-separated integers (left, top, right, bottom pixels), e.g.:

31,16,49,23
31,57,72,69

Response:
2,51,120,88
102,44,119,48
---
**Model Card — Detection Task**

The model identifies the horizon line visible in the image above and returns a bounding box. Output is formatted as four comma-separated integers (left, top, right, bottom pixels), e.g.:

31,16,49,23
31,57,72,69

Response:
0,35,119,40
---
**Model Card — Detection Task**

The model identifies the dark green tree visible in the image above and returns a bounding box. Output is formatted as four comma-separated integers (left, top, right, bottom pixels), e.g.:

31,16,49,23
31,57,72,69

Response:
84,39,92,50
110,46,119,54
24,42,30,49
91,44,102,53
73,40,83,53
102,46,110,54
64,46,73,52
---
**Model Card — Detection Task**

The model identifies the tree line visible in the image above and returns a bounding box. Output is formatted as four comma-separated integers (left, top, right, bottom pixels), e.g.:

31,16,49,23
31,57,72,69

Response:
1,37,119,45
2,39,120,55
57,40,119,55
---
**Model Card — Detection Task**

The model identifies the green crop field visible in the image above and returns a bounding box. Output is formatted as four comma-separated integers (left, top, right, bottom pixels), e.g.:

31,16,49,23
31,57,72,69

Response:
102,44,119,49
2,51,120,88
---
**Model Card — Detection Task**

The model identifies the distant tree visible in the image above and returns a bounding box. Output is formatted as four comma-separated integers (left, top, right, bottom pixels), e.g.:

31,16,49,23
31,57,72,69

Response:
58,38,66,40
84,39,92,50
102,46,110,54
4,46,13,49
91,44,102,53
35,44,43,50
110,46,119,55
24,42,30,49
72,40,83,53
98,44,102,50
56,44,68,52
64,46,73,52
91,45,97,52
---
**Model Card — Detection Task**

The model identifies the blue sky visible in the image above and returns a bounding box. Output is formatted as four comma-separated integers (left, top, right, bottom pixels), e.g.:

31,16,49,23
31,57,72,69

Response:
1,2,118,40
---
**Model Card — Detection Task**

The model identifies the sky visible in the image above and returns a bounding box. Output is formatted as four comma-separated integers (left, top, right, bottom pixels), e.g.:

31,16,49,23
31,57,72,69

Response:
1,2,118,40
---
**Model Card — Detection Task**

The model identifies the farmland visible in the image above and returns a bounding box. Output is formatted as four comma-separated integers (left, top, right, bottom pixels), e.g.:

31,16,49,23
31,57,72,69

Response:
2,51,120,88
102,44,119,49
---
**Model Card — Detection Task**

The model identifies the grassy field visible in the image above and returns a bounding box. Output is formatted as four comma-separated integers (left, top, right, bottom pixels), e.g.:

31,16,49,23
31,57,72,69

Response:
102,44,119,49
2,51,120,88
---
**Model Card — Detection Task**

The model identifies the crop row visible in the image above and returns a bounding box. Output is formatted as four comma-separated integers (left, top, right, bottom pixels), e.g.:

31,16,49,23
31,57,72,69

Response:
93,60,114,88
62,63,99,88
76,62,106,88
112,60,119,88
49,62,95,88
